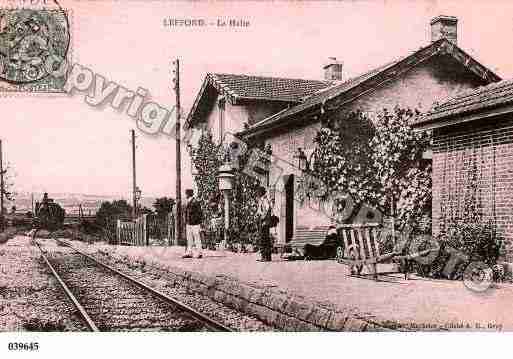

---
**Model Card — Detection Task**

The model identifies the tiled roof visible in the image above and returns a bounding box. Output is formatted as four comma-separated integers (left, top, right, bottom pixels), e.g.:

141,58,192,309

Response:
417,79,513,126
186,73,331,127
250,59,402,129
242,38,501,137
210,73,330,102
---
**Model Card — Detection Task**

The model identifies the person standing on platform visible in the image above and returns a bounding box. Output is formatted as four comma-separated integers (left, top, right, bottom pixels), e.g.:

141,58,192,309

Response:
182,189,204,259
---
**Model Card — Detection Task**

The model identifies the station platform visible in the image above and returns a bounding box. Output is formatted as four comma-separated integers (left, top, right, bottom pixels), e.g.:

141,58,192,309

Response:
68,242,512,331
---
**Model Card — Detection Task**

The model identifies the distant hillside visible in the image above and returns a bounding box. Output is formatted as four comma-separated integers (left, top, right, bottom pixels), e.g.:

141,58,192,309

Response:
7,192,162,214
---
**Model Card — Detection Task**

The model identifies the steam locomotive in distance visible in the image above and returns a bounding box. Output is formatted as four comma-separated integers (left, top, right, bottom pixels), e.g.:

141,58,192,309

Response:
34,193,65,231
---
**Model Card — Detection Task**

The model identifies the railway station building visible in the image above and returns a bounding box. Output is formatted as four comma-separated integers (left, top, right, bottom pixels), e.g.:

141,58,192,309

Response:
186,16,501,246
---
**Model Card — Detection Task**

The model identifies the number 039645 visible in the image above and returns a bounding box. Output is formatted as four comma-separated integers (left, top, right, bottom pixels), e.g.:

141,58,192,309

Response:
8,342,39,351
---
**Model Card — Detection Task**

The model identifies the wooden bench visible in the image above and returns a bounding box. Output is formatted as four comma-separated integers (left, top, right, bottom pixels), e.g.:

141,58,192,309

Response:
276,226,330,257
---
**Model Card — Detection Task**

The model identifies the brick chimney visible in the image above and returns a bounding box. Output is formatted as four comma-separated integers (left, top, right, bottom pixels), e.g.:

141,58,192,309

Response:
430,15,458,44
323,57,343,81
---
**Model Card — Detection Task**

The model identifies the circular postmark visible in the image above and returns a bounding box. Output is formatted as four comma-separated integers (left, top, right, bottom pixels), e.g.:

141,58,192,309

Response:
0,8,69,84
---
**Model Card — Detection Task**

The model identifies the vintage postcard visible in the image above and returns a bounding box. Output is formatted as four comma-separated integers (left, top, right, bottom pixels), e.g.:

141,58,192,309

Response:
1,0,512,356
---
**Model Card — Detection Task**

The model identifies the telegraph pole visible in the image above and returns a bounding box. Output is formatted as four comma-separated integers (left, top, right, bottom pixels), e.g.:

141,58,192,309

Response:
131,129,137,220
0,140,3,229
172,59,182,245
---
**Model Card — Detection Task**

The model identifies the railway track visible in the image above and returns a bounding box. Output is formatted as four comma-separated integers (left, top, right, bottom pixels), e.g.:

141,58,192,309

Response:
35,239,233,332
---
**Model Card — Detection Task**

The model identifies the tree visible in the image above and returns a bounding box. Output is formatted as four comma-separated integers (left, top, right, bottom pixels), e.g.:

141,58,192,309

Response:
95,199,132,230
152,197,175,218
1,163,15,202
0,162,15,228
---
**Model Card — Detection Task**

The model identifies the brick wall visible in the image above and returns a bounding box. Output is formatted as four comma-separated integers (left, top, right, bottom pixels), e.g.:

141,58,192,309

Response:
432,115,513,260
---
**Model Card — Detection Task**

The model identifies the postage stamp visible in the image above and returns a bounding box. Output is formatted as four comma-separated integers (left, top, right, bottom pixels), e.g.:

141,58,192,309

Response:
0,7,70,93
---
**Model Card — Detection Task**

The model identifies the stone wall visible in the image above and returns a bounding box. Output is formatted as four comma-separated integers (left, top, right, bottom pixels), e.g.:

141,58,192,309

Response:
109,252,392,331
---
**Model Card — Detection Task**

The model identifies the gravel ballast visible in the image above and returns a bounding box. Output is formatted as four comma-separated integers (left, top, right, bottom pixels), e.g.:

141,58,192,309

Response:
40,238,274,332
0,235,86,331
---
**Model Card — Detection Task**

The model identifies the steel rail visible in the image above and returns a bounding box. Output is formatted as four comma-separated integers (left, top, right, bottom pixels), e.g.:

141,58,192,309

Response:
34,241,100,332
55,239,234,332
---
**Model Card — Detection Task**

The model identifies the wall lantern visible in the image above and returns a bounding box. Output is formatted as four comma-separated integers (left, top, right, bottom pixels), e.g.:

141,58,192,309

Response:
295,147,308,172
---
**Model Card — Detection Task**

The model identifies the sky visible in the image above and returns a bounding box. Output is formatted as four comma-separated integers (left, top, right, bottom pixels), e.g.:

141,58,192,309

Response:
1,0,513,198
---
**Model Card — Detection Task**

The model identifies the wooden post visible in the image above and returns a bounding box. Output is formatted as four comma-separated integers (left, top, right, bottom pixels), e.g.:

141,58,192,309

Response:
116,219,121,244
173,58,182,246
131,130,137,220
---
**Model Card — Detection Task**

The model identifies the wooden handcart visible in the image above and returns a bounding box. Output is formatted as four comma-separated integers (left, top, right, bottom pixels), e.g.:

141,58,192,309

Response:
336,223,436,281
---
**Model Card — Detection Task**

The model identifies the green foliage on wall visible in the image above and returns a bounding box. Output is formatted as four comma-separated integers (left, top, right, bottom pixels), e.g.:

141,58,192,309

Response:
312,107,432,230
189,132,223,229
189,132,262,246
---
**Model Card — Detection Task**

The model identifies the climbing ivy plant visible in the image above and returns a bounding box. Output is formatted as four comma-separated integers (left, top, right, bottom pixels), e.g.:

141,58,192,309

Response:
189,132,261,247
312,107,432,230
189,132,224,229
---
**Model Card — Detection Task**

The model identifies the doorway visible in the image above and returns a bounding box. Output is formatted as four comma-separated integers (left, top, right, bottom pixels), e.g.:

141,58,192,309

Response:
285,174,294,242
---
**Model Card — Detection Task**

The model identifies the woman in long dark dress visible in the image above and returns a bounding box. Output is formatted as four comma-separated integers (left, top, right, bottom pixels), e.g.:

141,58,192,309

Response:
256,186,272,262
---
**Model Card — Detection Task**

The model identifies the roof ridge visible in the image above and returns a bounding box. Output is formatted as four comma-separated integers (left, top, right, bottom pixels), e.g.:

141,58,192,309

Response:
433,79,513,111
299,55,409,103
243,38,501,137
417,79,513,128
212,72,330,84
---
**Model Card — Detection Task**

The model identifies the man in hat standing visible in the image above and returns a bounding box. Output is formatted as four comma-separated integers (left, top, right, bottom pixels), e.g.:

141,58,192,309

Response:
183,189,204,259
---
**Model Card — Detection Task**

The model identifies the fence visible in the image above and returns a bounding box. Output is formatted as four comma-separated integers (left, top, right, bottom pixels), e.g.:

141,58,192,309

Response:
146,212,175,245
116,214,148,246
116,212,176,246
